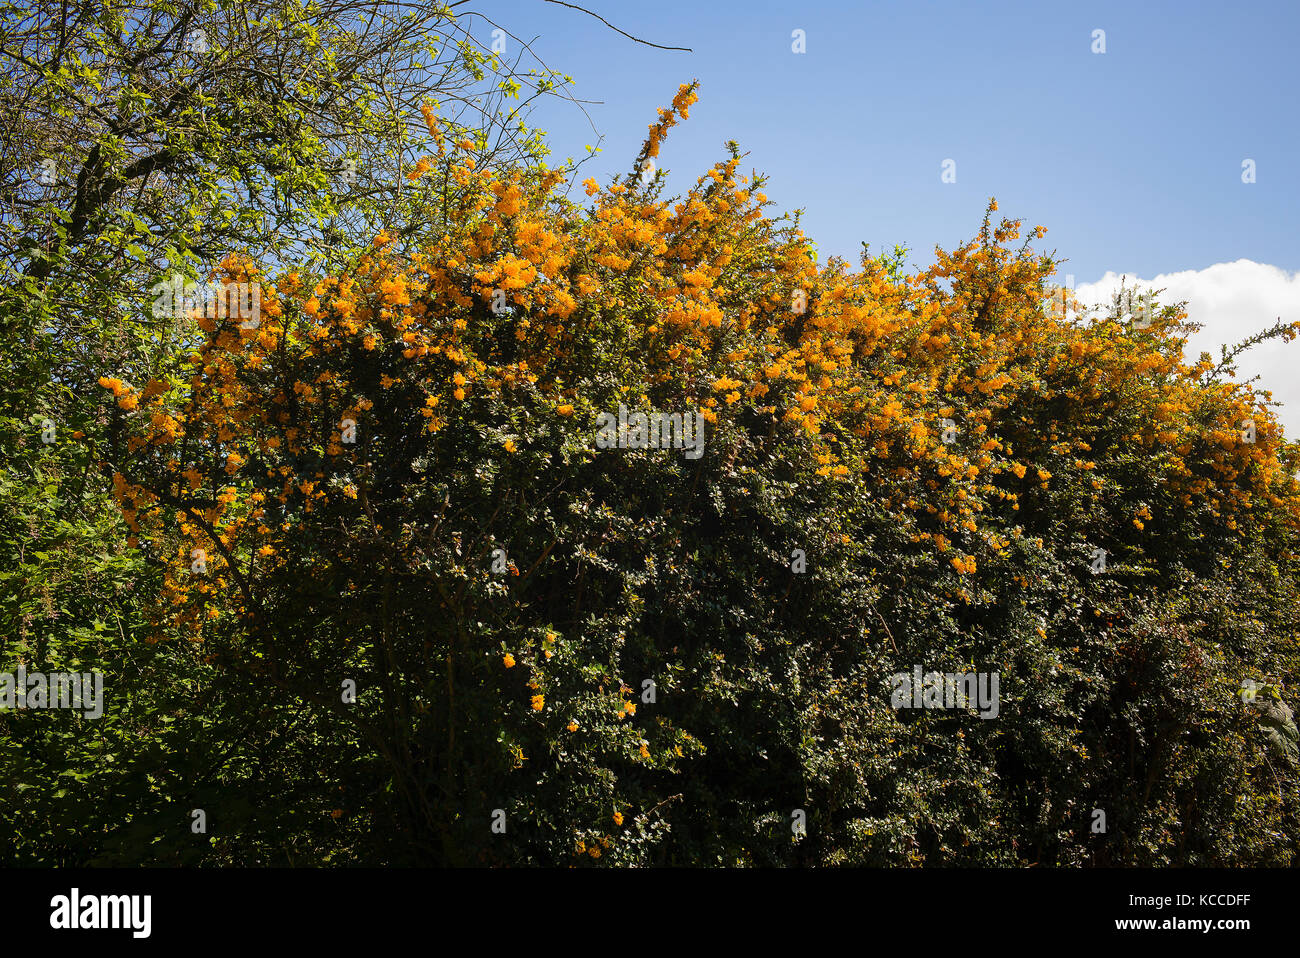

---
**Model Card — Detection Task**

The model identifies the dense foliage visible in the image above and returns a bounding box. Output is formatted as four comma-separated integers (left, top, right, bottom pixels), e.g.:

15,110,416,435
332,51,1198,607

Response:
3,5,1299,866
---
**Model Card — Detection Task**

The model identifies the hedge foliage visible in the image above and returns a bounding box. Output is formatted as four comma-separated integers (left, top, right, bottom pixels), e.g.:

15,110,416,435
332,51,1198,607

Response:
18,82,1288,865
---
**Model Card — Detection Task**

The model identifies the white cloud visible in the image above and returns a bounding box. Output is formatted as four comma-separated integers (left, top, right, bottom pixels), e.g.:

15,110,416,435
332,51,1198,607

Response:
1073,260,1300,436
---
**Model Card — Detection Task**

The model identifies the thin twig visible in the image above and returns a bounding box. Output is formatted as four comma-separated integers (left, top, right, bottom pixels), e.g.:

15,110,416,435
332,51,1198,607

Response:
867,598,899,654
543,1,693,52
635,793,683,826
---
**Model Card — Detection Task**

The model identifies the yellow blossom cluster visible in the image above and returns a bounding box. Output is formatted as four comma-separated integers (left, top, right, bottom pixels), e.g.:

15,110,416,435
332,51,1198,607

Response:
98,84,1300,652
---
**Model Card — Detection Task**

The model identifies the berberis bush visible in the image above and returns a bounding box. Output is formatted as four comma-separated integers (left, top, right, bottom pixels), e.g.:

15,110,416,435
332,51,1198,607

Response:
93,84,1300,865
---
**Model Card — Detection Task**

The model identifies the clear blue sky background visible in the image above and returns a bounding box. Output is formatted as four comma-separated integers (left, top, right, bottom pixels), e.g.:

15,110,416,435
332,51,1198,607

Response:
471,0,1298,282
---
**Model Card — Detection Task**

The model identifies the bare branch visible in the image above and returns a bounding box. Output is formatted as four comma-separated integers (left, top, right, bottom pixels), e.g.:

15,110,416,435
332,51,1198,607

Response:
542,0,692,52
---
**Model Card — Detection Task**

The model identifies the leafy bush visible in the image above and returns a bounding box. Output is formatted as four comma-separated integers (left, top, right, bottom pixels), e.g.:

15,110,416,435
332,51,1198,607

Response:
10,81,1300,865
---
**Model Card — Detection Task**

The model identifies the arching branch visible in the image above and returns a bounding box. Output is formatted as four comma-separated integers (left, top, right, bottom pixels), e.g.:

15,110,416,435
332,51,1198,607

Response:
543,0,693,52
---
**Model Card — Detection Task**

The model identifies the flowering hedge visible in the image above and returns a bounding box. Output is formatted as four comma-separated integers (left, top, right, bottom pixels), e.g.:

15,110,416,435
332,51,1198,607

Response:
93,84,1300,865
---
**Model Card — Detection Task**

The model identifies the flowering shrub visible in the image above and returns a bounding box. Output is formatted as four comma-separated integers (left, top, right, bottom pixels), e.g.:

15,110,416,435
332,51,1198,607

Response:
97,84,1300,865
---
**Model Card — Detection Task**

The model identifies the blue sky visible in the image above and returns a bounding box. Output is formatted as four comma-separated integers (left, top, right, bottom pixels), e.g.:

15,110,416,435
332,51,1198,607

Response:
466,0,1300,428
475,0,1297,276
